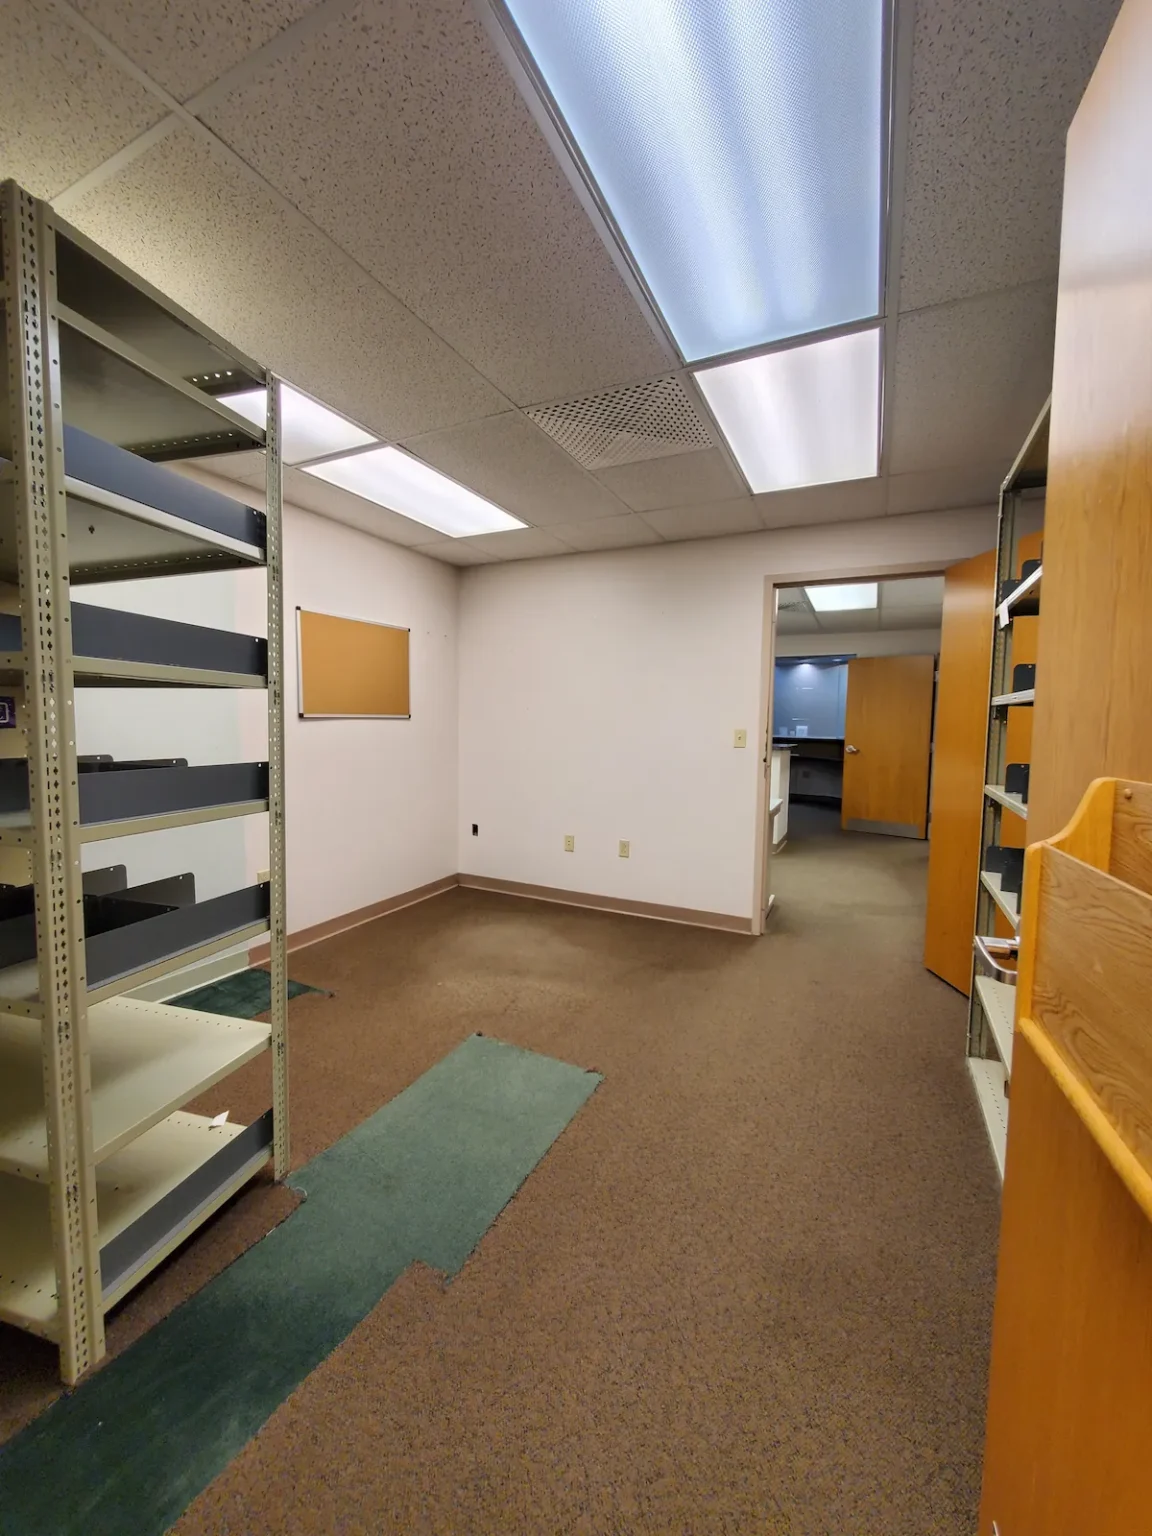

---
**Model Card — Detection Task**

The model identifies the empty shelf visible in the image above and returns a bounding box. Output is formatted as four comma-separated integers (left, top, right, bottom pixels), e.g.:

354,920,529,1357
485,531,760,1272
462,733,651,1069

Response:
968,1056,1009,1180
986,784,1028,818
975,974,1016,1074
0,1110,272,1339
0,997,270,1180
991,689,1035,707
980,869,1020,930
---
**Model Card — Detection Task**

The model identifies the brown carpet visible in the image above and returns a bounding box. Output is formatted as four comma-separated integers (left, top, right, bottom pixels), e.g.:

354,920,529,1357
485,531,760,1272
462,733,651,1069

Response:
3,824,1002,1532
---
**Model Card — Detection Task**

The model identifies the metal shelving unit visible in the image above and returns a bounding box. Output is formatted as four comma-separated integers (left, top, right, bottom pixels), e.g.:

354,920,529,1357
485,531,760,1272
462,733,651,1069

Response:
0,181,288,1383
966,397,1048,1179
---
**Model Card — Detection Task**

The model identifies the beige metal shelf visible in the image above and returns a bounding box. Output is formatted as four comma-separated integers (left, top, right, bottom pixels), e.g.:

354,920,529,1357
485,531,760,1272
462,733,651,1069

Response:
991,689,1035,707
980,870,1020,930
0,651,265,690
968,1057,1009,1180
995,562,1043,629
985,783,1028,818
0,919,270,1010
0,996,269,1180
0,1112,269,1339
975,974,1016,1075
0,798,268,849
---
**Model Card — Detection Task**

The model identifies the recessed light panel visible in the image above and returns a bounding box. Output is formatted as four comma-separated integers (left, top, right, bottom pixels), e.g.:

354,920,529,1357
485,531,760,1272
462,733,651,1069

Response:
302,447,527,538
220,384,375,466
694,327,881,493
501,0,885,360
805,582,878,612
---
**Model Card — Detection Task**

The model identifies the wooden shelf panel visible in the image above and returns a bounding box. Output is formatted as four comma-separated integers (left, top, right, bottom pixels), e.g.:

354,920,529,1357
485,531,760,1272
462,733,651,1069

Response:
968,1056,1009,1181
0,997,269,1180
975,974,1016,1074
0,1112,266,1339
981,869,1021,930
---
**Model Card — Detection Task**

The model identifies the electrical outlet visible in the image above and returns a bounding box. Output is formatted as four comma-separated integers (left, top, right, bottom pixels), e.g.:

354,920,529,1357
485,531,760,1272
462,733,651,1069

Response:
564,835,575,852
733,728,747,748
619,840,630,858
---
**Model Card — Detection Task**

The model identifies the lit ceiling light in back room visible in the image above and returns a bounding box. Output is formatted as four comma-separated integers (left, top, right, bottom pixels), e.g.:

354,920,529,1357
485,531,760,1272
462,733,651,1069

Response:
499,0,886,362
694,327,881,492
805,582,878,612
302,448,527,539
221,383,376,466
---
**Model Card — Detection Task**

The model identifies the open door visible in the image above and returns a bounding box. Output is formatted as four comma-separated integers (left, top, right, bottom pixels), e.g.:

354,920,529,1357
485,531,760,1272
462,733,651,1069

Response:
922,549,997,993
841,655,935,837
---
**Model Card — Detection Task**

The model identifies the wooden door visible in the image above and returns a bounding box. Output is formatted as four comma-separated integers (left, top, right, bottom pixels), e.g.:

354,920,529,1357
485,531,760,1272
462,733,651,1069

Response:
923,549,997,992
841,655,935,837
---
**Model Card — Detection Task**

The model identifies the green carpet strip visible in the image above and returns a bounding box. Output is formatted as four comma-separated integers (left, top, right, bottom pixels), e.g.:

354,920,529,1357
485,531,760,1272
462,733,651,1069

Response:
0,1035,600,1536
170,967,327,1019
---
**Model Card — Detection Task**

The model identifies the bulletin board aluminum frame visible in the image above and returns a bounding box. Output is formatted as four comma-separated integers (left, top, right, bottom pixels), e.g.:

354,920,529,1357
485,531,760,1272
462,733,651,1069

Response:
295,608,412,719
0,182,289,1382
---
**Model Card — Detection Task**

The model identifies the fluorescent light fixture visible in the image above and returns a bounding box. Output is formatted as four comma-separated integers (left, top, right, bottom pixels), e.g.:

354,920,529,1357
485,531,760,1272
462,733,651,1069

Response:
220,384,376,466
805,582,878,612
694,327,881,493
302,447,527,538
500,0,884,360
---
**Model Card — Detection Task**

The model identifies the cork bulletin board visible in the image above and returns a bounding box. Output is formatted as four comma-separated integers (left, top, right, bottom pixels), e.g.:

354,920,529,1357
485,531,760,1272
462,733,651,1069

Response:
296,608,410,718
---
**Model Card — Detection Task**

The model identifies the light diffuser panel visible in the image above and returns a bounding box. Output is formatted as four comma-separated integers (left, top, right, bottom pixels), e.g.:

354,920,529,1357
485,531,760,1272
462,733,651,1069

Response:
805,582,878,612
221,384,376,466
694,327,881,494
302,447,527,538
502,0,885,360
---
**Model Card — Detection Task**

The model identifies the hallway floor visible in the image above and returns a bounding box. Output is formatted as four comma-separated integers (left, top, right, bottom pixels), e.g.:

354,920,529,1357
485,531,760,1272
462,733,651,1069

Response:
1,832,1001,1534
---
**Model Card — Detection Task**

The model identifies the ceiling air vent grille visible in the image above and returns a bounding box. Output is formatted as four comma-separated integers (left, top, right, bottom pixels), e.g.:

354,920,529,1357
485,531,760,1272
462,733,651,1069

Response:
525,375,714,471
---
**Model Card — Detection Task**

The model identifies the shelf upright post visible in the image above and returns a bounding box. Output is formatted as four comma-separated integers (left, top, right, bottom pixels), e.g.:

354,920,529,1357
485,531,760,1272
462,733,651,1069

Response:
265,376,289,1178
2,183,104,1380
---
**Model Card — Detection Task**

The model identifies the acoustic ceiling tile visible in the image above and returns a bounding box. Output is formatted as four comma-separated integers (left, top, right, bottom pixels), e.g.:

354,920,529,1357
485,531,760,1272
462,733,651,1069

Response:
455,527,574,561
595,449,743,512
280,466,434,546
64,129,505,443
642,498,761,541
202,0,672,404
818,605,879,632
73,0,322,102
880,575,945,610
401,412,627,527
888,283,1056,477
542,515,662,551
0,0,167,198
899,0,1122,310
754,477,886,529
885,466,1004,516
775,607,820,636
411,539,497,567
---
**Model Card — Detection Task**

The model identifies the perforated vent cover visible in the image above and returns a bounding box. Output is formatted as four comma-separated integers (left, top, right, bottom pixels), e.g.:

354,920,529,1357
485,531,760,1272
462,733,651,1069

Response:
525,376,714,470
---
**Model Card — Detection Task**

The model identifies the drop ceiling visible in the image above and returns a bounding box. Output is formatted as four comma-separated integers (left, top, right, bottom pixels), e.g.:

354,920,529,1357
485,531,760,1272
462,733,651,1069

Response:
0,0,1122,563
777,576,945,635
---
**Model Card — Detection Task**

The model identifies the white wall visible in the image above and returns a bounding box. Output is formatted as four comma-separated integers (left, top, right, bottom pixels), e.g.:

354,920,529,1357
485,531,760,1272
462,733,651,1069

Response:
458,508,996,921
80,495,459,936
774,627,942,658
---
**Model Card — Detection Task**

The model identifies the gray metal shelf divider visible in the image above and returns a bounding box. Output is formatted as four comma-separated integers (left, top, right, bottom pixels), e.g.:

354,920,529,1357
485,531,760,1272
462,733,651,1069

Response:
966,397,1049,1179
0,180,288,1384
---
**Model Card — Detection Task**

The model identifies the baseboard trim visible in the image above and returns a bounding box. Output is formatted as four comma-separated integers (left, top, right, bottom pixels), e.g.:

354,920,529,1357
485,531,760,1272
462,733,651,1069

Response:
248,875,460,963
457,874,753,934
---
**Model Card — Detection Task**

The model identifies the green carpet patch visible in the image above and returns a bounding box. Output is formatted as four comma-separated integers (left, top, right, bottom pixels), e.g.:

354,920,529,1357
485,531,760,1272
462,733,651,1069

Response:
0,1035,600,1536
170,967,328,1019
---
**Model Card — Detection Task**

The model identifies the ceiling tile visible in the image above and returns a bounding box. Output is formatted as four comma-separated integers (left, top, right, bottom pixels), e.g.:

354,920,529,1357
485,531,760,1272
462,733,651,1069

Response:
888,284,1056,477
73,0,322,102
0,0,167,199
775,608,819,636
900,0,1122,310
201,0,672,404
281,467,434,547
642,498,761,541
819,606,879,632
63,128,506,442
885,466,1004,516
456,526,573,561
401,412,627,527
755,478,887,530
411,539,495,567
544,515,662,552
880,576,945,609
595,450,743,512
